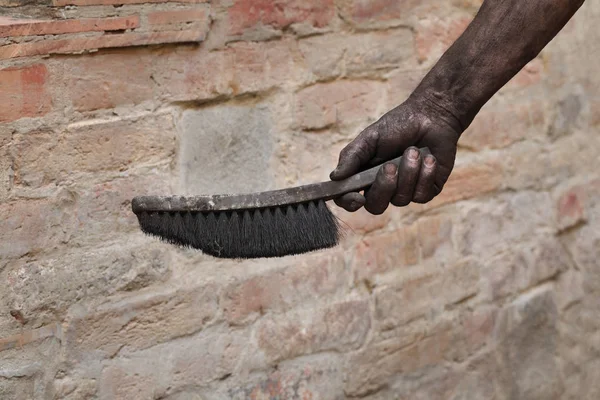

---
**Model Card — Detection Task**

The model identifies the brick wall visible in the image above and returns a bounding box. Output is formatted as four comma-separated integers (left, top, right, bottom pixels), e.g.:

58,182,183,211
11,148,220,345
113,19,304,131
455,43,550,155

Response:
1,0,599,398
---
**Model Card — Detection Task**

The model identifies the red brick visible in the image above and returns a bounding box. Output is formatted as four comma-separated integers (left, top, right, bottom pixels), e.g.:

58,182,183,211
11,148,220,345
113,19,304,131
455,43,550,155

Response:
0,29,206,60
342,0,422,26
57,50,154,111
295,80,383,130
256,299,371,363
415,15,472,63
227,0,335,36
53,0,205,5
147,8,207,25
12,114,175,186
221,250,348,325
229,358,342,399
0,64,51,122
461,99,546,150
0,16,139,38
556,184,587,230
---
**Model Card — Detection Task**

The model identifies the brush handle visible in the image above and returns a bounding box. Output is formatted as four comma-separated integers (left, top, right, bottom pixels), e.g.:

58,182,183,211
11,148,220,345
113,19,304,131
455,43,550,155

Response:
133,155,408,212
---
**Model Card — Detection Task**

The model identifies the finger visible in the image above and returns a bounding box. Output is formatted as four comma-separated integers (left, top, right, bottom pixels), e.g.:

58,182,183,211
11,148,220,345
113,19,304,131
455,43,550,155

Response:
391,147,422,207
330,128,379,181
413,151,438,204
334,192,366,212
364,162,398,215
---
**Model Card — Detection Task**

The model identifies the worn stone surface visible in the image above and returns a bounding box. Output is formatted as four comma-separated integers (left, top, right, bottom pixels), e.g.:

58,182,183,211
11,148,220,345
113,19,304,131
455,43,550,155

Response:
178,103,274,194
0,0,598,399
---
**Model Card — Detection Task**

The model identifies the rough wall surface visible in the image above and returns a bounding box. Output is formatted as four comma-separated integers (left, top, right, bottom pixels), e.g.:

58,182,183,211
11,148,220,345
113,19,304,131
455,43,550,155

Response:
1,0,599,399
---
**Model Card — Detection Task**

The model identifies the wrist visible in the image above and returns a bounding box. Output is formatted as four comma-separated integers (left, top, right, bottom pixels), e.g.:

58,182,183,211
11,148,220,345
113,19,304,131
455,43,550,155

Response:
407,84,467,136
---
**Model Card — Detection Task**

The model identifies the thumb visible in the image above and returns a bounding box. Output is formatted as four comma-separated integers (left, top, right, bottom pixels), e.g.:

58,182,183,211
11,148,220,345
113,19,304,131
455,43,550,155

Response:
330,130,378,181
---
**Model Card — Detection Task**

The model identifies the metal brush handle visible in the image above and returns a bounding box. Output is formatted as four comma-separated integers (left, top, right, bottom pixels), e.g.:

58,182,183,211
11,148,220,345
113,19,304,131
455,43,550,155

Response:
132,155,407,213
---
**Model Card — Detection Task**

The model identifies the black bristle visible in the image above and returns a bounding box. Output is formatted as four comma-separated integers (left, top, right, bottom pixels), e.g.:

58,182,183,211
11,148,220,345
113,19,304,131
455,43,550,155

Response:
135,200,343,259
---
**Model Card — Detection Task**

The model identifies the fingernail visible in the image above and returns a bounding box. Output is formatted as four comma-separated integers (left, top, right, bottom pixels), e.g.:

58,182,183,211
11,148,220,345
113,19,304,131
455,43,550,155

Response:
425,155,435,167
408,148,420,161
383,163,397,176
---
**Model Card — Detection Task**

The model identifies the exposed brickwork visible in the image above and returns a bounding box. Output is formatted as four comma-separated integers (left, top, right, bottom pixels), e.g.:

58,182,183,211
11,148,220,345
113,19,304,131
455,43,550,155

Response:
0,0,598,399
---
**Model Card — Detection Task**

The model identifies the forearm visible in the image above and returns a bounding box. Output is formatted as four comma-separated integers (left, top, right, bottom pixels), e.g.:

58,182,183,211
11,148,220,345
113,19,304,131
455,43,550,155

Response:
412,0,586,131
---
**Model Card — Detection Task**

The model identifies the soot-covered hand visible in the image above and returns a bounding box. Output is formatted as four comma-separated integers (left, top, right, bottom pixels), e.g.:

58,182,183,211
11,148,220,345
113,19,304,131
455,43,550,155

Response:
330,96,463,215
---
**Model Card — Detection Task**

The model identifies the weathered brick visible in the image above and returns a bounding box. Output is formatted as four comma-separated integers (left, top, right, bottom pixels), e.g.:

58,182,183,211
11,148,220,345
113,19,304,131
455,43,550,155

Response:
384,68,428,109
493,287,563,399
0,133,11,202
3,241,171,329
221,250,348,325
555,269,585,312
333,206,392,235
353,225,419,282
53,0,205,5
100,325,247,398
339,0,423,28
461,98,546,150
73,169,174,244
0,377,34,400
555,183,587,231
179,104,274,195
562,224,600,293
256,299,371,364
459,191,555,258
415,15,472,63
481,238,570,302
375,259,479,330
227,356,344,400
55,50,154,112
591,98,600,127
147,8,207,25
345,318,456,397
298,29,415,81
507,57,545,89
155,39,303,102
294,80,383,130
227,0,335,36
0,193,76,262
0,64,51,123
67,283,218,357
416,215,454,260
415,160,503,210
0,29,206,60
0,323,61,352
352,215,454,282
12,114,175,186
0,16,139,37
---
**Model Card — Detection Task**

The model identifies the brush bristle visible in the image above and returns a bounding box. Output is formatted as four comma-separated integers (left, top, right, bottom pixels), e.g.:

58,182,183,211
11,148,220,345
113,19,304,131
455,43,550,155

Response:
135,200,343,259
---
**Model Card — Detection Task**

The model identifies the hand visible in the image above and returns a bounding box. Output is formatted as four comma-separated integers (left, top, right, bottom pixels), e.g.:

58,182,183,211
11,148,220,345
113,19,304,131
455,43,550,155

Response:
330,96,463,215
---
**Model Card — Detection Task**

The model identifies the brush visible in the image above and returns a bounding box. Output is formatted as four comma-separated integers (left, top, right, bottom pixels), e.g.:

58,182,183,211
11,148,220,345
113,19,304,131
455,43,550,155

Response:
132,154,409,259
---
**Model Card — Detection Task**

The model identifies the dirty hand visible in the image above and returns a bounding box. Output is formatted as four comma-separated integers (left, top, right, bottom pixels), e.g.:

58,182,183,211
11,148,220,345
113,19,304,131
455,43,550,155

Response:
330,96,462,215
